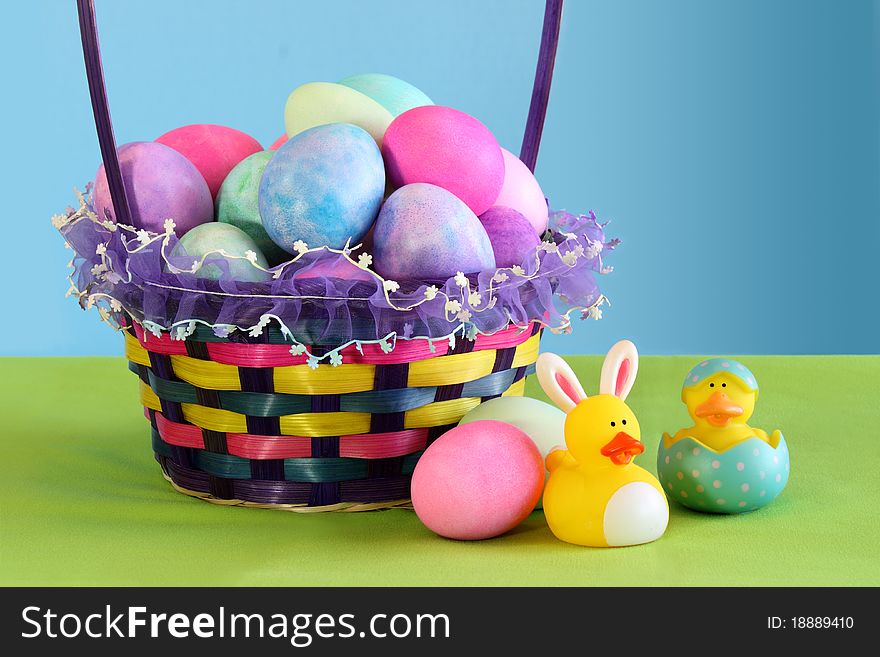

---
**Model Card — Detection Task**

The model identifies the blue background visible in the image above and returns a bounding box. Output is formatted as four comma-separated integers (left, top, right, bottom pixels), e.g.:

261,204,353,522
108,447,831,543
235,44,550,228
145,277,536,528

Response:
2,0,877,356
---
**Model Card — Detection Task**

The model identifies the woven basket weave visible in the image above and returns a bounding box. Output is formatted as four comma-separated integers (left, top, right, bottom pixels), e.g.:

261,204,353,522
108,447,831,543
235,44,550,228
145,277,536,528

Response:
76,0,565,510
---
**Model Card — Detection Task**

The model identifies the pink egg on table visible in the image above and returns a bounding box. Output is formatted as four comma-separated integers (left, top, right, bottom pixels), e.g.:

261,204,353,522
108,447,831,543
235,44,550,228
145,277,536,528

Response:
493,148,549,235
411,420,544,541
93,141,213,235
156,124,262,197
382,106,504,216
268,134,288,150
479,206,542,268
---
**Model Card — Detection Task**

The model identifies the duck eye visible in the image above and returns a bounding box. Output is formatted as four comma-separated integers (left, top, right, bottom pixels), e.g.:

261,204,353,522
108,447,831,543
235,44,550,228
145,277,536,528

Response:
722,382,727,387
610,421,616,427
622,419,627,425
709,383,715,387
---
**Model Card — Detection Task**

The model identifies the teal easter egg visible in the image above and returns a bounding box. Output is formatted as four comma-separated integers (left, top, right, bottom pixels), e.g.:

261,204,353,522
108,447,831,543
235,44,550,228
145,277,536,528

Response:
284,82,394,146
372,183,496,280
215,150,289,265
172,222,270,282
339,73,433,118
259,124,385,252
459,397,566,509
657,434,790,513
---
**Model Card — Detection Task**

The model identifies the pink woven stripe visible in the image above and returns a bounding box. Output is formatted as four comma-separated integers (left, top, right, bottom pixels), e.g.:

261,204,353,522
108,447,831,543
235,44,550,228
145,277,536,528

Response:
134,321,535,366
150,409,429,460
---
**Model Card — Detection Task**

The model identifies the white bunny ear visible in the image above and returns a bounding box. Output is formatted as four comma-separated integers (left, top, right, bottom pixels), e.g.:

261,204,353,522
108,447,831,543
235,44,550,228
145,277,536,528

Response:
536,352,587,413
599,340,639,400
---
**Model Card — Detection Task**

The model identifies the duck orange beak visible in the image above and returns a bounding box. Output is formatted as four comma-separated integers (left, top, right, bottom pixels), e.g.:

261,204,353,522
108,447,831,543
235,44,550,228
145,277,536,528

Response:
600,432,644,465
695,391,743,427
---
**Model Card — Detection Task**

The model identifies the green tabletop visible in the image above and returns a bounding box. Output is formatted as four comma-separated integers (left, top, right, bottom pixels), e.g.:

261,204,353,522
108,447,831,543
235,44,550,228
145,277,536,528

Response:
1,355,877,586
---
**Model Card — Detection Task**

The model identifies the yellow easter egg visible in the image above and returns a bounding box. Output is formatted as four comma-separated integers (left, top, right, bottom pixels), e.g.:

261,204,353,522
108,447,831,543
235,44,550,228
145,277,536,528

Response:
284,82,394,146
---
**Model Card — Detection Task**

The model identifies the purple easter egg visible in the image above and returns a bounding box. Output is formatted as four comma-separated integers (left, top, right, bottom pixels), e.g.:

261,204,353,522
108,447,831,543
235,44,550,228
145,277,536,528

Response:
93,141,213,235
373,183,496,281
479,206,542,268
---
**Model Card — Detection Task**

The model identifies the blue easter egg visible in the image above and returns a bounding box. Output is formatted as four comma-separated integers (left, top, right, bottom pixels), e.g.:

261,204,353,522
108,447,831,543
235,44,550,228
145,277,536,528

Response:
258,123,385,252
338,73,434,118
657,434,790,513
372,183,496,280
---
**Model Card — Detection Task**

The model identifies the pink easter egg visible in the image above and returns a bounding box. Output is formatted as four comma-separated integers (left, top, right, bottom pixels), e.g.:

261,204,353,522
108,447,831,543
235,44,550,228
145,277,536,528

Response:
156,124,262,198
479,206,542,268
382,106,504,216
93,141,213,235
268,134,288,150
411,420,544,540
493,148,549,235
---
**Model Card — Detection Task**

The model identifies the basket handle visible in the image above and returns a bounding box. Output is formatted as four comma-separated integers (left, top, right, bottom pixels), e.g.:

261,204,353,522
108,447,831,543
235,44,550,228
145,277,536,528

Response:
77,0,564,227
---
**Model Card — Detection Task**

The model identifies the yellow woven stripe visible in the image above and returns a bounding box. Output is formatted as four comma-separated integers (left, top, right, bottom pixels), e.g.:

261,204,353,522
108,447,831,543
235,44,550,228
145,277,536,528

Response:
280,412,371,437
403,397,481,428
408,350,494,387
511,333,541,367
502,377,527,397
273,363,377,395
125,332,151,366
140,381,162,410
168,355,242,391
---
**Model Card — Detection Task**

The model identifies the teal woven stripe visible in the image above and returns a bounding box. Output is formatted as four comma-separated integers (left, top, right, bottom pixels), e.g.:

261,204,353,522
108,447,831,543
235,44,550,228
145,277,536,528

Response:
151,430,422,482
132,362,535,416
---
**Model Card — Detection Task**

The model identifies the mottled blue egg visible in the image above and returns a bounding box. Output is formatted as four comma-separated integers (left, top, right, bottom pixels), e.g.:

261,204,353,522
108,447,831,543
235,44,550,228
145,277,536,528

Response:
373,183,496,280
338,73,433,118
258,123,385,252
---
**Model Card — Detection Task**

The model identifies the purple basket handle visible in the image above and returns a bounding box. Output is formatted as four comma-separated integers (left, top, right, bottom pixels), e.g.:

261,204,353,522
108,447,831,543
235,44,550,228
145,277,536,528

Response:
76,0,564,223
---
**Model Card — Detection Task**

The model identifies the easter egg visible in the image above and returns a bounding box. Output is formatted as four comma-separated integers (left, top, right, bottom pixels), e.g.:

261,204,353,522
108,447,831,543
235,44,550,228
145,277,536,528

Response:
382,106,505,215
373,183,496,280
458,397,566,509
283,82,394,146
156,124,262,198
259,123,385,252
268,134,287,150
657,434,790,514
338,73,433,117
93,141,213,234
215,150,289,265
411,420,544,540
478,206,542,268
171,222,270,282
492,148,549,235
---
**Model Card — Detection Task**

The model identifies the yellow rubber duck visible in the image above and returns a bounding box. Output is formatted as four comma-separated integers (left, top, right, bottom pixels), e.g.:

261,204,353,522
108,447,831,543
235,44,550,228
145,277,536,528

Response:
536,341,669,548
663,358,783,452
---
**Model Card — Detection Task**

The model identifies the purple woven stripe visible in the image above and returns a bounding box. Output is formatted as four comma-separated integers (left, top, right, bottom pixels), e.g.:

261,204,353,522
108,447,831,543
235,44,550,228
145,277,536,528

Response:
250,459,285,481
426,423,456,447
373,363,410,390
311,436,340,458
239,367,274,393
368,457,404,478
340,476,411,503
148,352,186,423
245,415,281,436
184,340,211,360
309,482,340,506
136,364,150,384
194,387,221,409
311,395,341,412
201,429,227,454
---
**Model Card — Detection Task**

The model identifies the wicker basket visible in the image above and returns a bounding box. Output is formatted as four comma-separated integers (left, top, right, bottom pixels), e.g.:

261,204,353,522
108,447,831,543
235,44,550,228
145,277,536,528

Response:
74,0,566,510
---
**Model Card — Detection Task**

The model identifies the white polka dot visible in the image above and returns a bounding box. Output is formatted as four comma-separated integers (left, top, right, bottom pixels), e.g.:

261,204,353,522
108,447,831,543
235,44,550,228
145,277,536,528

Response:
676,471,684,480
716,498,726,505
753,448,760,456
691,469,700,477
747,377,755,386
692,375,699,382
741,483,750,492
736,462,745,471
738,501,747,508
759,471,766,479
664,455,670,464
667,483,673,491
759,490,766,497
675,452,683,461
711,460,721,469
775,473,782,482
696,485,705,493
773,455,779,465
737,363,746,370
700,361,708,367
692,447,701,456
721,361,730,368
680,490,688,498
713,480,722,489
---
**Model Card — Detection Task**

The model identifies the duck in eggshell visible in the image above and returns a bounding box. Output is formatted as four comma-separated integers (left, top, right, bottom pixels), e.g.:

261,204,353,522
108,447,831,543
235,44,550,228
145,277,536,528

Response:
537,340,669,547
658,358,790,514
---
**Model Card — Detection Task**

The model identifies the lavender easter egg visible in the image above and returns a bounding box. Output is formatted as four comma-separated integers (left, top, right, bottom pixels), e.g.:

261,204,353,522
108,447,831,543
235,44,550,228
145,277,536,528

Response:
479,206,542,268
215,150,288,265
373,183,496,280
411,420,544,541
259,123,385,252
493,148,549,235
382,106,504,215
338,73,433,117
93,141,212,235
172,222,269,282
284,82,394,146
156,124,263,198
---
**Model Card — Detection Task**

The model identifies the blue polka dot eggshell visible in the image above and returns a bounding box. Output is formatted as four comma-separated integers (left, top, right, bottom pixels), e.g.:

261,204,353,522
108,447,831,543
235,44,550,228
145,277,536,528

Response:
372,183,496,281
258,123,385,252
683,357,758,391
657,434,789,513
